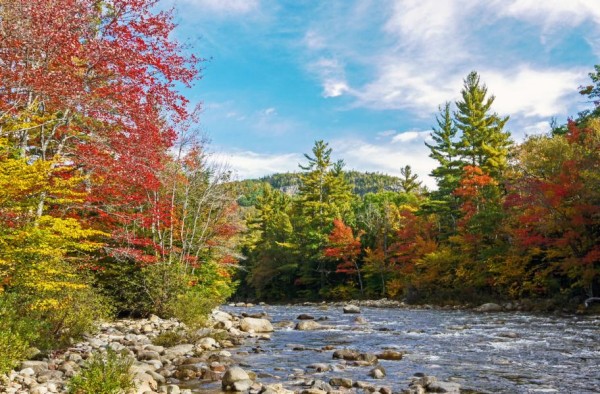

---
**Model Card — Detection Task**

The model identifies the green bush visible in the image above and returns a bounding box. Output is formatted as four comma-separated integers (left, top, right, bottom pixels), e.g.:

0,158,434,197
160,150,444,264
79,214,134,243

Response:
151,330,185,347
67,349,134,394
0,293,47,375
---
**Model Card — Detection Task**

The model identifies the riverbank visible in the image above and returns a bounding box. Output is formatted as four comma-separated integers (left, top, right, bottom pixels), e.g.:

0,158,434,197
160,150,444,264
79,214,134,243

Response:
2,301,599,393
1,305,462,394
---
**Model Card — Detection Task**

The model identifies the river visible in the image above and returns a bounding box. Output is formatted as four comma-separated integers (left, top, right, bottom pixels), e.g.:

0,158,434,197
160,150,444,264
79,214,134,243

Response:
198,304,600,393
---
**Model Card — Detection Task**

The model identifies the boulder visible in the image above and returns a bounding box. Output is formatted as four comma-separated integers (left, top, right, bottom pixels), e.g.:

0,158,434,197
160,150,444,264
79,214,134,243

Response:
240,317,274,333
222,366,251,390
332,349,360,360
163,344,194,360
19,361,48,374
426,381,461,393
261,383,295,394
329,377,353,388
376,350,403,360
369,365,386,379
295,321,322,331
476,303,503,312
343,304,361,314
297,314,315,320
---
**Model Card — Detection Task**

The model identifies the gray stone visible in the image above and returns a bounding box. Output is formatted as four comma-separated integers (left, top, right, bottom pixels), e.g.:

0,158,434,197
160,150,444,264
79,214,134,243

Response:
240,318,274,333
426,381,461,393
329,377,353,388
369,365,386,379
476,303,503,312
222,366,251,390
163,344,194,359
295,320,322,331
343,304,361,314
19,361,48,374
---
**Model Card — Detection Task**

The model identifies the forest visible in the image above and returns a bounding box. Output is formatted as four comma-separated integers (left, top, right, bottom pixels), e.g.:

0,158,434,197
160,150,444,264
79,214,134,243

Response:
234,70,600,306
0,0,598,379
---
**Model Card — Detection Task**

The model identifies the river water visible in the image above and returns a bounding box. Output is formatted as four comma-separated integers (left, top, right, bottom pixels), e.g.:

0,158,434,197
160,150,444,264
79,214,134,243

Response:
202,304,600,393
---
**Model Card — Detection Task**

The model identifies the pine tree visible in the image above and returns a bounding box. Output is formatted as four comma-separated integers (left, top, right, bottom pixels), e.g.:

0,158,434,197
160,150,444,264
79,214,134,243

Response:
424,102,462,235
455,71,511,177
398,165,422,194
294,140,353,297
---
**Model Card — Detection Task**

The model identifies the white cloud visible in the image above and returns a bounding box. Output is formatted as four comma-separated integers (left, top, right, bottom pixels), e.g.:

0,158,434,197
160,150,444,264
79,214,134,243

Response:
304,30,326,50
263,107,277,116
483,66,588,118
308,58,350,98
377,130,397,138
391,130,431,143
497,0,600,28
220,151,302,179
179,0,260,14
332,132,437,189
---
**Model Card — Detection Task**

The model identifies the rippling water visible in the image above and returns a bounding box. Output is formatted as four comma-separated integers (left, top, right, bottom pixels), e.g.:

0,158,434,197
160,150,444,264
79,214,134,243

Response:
200,305,600,393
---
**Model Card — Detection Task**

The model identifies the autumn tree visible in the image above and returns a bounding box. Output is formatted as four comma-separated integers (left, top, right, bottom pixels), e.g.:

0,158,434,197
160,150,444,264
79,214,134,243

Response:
324,219,364,296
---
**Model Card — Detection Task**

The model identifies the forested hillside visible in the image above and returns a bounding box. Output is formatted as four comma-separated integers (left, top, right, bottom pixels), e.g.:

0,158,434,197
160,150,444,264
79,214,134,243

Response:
234,70,600,306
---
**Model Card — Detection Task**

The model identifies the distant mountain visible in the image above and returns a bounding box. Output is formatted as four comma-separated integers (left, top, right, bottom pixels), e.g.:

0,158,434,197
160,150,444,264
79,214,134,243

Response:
234,171,403,206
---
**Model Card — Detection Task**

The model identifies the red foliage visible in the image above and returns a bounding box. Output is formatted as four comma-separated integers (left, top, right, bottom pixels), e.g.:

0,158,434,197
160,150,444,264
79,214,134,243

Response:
324,219,362,275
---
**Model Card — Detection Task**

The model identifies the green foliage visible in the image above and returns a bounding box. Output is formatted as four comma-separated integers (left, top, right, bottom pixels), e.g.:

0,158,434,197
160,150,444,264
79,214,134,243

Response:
152,330,186,347
67,349,134,394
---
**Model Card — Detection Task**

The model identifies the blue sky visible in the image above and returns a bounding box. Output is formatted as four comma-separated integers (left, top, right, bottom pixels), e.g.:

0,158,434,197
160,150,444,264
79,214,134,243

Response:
166,0,599,188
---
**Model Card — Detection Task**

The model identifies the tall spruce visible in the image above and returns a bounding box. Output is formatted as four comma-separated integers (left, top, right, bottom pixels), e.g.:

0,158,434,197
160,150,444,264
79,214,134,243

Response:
424,102,462,235
295,140,353,297
455,71,511,177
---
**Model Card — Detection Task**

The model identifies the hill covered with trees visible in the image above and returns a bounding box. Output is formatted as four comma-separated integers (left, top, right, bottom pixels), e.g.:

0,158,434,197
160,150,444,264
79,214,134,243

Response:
234,70,600,308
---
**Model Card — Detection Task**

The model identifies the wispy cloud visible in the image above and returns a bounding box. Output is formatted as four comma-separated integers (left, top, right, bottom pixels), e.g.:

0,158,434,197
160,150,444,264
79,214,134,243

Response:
308,58,349,98
219,151,302,179
333,130,437,189
178,0,260,15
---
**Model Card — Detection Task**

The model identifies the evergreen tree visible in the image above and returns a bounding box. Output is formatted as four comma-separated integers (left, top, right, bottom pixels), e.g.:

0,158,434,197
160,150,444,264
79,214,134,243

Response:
294,140,353,297
424,102,462,235
398,165,422,194
455,71,511,177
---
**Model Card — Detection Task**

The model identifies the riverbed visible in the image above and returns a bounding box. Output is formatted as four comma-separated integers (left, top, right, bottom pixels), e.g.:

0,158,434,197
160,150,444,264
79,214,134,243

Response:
201,304,599,393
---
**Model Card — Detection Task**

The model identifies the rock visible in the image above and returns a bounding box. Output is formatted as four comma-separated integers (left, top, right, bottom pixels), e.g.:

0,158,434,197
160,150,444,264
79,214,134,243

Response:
343,304,361,314
311,379,333,392
197,337,218,350
232,379,253,392
138,350,161,360
476,303,503,312
295,321,322,331
240,317,274,333
369,365,386,379
19,361,48,374
333,349,360,360
297,314,315,320
163,344,194,360
300,390,326,394
222,366,251,390
307,363,331,372
498,331,519,339
261,383,295,394
354,316,367,324
19,368,36,376
426,381,461,393
376,350,403,360
329,377,353,388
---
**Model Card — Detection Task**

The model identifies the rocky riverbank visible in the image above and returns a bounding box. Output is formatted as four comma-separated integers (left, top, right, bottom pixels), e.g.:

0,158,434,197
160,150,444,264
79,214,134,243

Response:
0,303,463,394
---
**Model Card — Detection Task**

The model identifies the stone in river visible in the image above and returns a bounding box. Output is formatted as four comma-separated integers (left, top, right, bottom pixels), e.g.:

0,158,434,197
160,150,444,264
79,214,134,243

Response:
475,302,503,312
343,304,361,314
297,314,315,320
369,365,386,379
376,350,403,360
240,317,274,333
295,320,322,330
222,366,251,390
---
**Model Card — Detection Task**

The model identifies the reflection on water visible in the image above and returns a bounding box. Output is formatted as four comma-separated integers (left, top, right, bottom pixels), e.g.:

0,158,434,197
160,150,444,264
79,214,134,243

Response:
194,305,600,393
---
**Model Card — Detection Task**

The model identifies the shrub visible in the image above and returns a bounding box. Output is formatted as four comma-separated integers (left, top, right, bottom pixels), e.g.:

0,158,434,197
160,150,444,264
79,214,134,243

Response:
67,349,134,394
